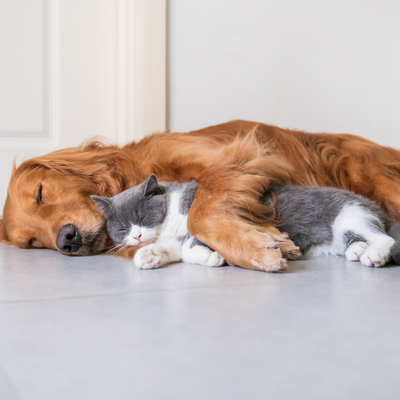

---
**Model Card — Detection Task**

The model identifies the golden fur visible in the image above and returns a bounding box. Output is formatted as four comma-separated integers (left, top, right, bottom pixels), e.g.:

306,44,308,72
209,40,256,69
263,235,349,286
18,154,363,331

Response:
1,120,400,272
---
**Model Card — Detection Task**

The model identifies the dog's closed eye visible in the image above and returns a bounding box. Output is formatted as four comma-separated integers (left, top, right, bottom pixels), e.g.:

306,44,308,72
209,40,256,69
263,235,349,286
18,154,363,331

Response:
28,238,44,249
37,184,43,205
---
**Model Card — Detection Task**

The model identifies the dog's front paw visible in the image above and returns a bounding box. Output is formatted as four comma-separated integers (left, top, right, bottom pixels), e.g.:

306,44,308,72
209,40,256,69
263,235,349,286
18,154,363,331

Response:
276,233,302,259
250,248,287,272
134,246,161,269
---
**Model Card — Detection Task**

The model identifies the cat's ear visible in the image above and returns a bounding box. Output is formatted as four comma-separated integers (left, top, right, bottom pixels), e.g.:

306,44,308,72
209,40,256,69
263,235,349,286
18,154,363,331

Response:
143,174,162,198
91,195,113,216
0,218,12,245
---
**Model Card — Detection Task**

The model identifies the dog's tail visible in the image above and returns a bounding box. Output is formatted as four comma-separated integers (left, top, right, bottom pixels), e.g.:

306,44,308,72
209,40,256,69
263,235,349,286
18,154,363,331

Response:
387,220,400,265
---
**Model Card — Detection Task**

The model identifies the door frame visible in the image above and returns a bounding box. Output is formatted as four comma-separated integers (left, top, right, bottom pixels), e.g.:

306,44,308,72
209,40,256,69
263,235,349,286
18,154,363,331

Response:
120,0,167,144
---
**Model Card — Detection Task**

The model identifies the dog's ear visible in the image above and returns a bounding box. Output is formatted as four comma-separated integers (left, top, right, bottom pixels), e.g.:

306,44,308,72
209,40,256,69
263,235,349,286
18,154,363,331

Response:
143,174,162,198
91,195,113,216
0,218,12,245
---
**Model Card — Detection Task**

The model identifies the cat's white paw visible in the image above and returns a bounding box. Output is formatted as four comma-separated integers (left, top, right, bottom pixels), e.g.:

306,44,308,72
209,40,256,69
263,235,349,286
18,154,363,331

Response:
345,241,368,261
360,246,390,267
205,251,225,267
183,245,225,267
134,246,162,269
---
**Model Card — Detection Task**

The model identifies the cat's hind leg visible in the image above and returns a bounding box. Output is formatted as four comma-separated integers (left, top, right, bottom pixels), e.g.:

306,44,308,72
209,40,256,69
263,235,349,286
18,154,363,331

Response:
345,241,368,261
359,235,394,267
182,238,225,267
337,205,395,267
349,222,395,267
134,240,182,269
346,231,394,267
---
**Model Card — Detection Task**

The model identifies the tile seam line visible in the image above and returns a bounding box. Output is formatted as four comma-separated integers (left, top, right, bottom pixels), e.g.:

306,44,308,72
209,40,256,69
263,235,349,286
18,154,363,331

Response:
0,281,280,305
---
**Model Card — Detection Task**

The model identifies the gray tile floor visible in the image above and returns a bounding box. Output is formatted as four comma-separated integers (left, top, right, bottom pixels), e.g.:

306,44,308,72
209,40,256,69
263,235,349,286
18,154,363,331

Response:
1,244,400,400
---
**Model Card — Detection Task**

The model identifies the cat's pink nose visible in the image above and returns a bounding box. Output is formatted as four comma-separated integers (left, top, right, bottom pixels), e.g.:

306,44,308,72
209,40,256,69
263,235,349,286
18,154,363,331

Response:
132,234,142,242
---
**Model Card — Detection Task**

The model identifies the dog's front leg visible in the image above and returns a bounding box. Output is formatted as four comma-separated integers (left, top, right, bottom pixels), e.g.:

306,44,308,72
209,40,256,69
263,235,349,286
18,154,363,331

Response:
187,188,300,272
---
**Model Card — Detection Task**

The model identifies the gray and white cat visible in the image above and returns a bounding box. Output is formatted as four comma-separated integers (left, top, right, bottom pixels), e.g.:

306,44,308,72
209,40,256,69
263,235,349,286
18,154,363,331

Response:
92,175,400,270
266,184,400,267
91,174,225,269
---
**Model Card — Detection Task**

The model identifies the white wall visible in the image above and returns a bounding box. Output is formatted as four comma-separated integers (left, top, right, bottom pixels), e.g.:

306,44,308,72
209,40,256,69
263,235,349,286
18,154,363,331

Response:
168,0,400,149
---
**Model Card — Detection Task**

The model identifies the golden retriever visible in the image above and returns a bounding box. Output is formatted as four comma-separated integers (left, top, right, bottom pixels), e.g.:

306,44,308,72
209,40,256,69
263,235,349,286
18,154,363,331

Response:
1,120,400,272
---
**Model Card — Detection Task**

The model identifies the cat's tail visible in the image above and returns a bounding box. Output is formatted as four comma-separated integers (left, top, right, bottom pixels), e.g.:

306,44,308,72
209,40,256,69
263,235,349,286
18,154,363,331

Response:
387,220,400,265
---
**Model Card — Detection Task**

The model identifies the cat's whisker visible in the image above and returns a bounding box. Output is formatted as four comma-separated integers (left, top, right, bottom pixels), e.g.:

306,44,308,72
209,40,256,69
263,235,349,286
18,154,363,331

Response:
101,241,127,255
114,239,135,253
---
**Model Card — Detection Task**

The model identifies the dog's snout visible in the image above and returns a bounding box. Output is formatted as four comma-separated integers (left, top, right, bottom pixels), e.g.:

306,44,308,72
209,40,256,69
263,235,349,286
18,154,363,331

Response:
56,224,82,253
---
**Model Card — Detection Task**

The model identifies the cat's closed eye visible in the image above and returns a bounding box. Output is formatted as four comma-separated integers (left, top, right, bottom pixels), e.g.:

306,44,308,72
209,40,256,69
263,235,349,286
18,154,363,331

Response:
140,217,145,227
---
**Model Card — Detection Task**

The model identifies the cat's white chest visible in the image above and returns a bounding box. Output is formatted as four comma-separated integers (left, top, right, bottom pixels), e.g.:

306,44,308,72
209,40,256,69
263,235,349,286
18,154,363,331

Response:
157,191,188,241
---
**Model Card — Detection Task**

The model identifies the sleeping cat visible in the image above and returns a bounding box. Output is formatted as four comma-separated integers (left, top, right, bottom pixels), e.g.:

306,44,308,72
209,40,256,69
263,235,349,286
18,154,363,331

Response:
91,174,225,269
92,174,400,270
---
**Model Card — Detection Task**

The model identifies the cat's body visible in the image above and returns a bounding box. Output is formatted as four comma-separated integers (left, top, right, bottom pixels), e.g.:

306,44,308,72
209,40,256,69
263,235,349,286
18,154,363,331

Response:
92,175,400,270
267,184,400,267
92,175,225,269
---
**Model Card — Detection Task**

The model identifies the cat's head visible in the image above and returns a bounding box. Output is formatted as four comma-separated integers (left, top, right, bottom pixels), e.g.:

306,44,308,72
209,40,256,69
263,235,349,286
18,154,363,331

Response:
91,174,168,246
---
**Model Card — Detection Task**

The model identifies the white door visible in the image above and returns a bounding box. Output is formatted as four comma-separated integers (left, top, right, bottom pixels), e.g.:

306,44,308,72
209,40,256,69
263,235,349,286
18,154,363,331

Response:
0,0,166,209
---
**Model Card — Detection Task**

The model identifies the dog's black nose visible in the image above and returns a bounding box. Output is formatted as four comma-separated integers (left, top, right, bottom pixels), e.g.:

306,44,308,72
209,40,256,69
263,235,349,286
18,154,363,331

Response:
56,224,82,253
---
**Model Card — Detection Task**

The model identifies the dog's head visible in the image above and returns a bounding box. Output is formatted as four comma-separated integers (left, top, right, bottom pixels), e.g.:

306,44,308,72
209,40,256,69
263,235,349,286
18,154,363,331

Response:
0,140,136,255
